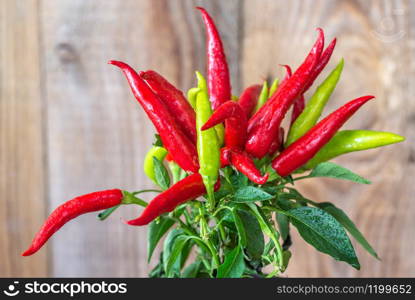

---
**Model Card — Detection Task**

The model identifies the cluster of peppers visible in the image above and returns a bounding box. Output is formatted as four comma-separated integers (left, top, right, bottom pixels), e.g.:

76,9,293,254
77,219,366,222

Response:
22,7,404,277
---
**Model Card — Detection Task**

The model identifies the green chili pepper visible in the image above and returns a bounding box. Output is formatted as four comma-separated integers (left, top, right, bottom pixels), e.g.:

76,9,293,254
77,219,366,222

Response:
187,87,200,109
195,89,220,209
144,146,168,184
286,59,344,146
304,130,405,169
196,71,208,93
168,160,181,184
269,78,279,98
254,81,269,113
195,71,224,146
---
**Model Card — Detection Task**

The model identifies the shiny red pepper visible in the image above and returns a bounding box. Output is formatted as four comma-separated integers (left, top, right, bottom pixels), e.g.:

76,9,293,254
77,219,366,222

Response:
140,70,197,144
272,95,374,176
281,64,292,82
22,189,123,256
197,7,231,110
288,39,336,126
246,65,290,135
268,127,285,157
201,101,247,149
238,84,262,118
220,147,231,167
303,37,337,93
127,173,219,226
246,29,324,158
291,95,306,125
277,65,306,125
227,148,269,184
109,60,199,173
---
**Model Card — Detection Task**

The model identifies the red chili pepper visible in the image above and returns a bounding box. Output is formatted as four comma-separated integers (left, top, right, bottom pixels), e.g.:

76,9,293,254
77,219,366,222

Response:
220,147,231,167
109,60,199,173
238,84,262,118
248,31,324,136
268,127,285,156
272,95,374,176
22,189,123,256
290,95,306,125
140,70,197,143
303,37,337,93
281,64,292,81
197,7,231,110
201,101,247,149
287,39,336,127
227,148,269,185
127,173,220,226
246,29,324,158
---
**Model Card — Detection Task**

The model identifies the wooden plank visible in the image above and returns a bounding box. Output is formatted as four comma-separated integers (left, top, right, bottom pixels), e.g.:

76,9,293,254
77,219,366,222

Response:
0,0,48,276
39,0,241,276
242,0,413,277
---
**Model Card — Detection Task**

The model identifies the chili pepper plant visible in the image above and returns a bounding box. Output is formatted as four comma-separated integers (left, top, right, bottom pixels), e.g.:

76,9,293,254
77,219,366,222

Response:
23,7,405,278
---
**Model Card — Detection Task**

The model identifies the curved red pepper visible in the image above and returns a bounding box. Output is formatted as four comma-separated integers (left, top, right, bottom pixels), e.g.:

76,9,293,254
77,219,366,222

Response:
272,95,374,176
291,95,306,125
127,173,220,226
227,148,269,184
268,127,285,156
238,84,262,118
109,60,199,173
281,64,293,82
246,29,325,158
22,189,123,256
197,7,231,110
248,65,292,135
201,101,247,149
220,147,231,167
140,70,197,144
303,37,337,93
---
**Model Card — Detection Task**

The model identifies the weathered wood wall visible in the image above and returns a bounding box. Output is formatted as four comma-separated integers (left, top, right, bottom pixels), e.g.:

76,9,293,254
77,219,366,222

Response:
1,0,413,277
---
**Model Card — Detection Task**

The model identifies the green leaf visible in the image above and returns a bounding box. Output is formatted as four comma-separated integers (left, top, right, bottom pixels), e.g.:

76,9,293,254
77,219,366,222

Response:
286,206,360,269
278,188,309,207
263,240,275,257
165,235,192,277
236,209,264,261
233,186,274,203
246,203,284,269
308,162,371,184
217,245,245,278
318,202,379,259
182,261,202,278
98,205,120,221
232,209,247,247
230,171,249,188
153,157,171,190
163,229,184,277
180,240,194,268
276,213,289,241
147,217,175,262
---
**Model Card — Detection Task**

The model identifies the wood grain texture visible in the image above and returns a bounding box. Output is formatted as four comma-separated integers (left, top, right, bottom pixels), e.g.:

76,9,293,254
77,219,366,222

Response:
1,0,413,277
242,0,412,277
0,0,48,276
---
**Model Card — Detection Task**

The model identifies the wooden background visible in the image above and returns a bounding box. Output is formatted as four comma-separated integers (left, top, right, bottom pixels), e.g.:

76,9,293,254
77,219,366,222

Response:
1,0,413,277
